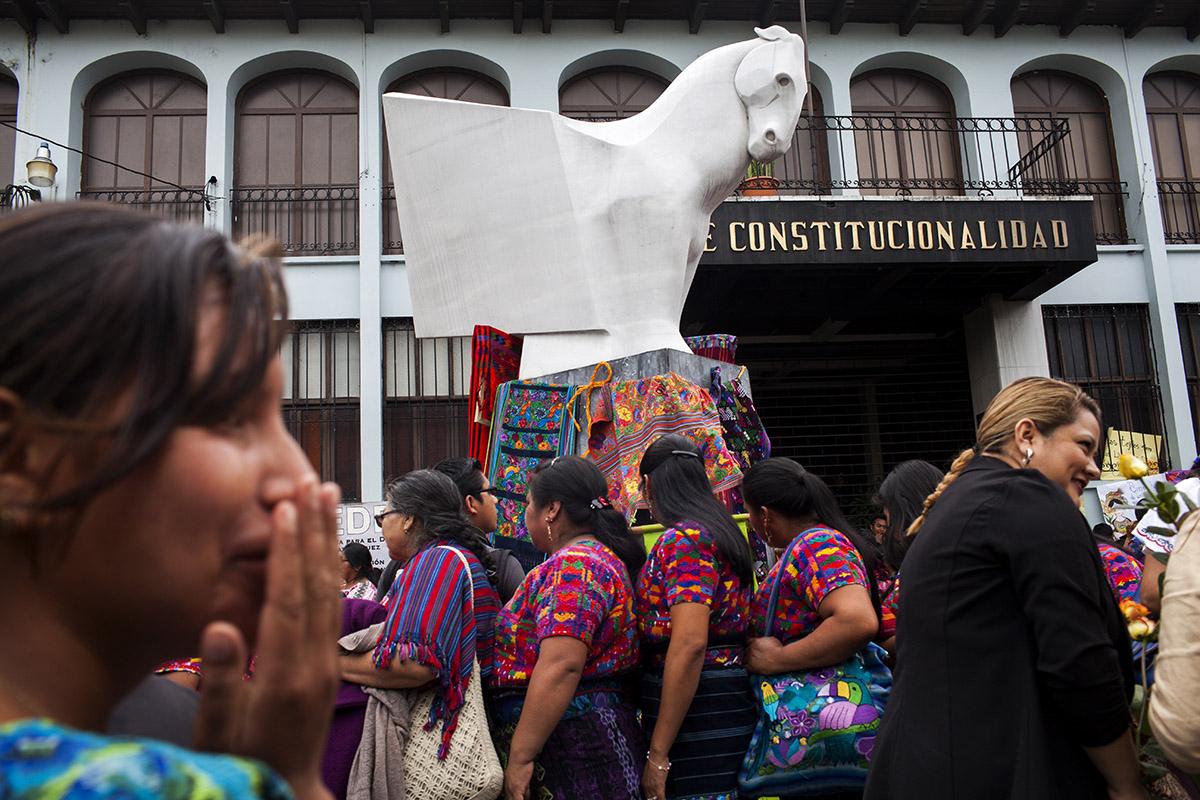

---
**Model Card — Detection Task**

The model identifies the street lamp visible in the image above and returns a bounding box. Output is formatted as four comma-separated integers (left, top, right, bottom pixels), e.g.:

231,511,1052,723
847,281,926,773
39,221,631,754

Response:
25,142,57,188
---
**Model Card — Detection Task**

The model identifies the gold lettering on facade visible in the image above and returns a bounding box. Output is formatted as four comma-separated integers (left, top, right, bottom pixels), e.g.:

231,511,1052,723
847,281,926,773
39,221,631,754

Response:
769,222,788,252
977,220,997,250
810,221,831,251
997,220,1008,249
748,222,766,251
1051,219,1069,248
1032,222,1047,248
705,221,717,253
729,222,747,252
1010,220,1027,248
936,221,955,250
916,221,934,250
868,221,886,251
960,222,976,249
845,221,865,251
790,221,808,251
887,220,904,249
832,221,844,251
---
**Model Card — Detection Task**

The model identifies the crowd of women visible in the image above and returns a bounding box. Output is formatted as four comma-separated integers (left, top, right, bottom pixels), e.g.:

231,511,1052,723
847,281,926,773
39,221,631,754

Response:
0,205,1194,800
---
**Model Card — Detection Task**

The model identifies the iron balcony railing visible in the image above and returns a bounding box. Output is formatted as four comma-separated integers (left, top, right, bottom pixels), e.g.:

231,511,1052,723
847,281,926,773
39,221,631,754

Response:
232,185,359,256
753,114,1130,245
1158,180,1200,245
382,184,403,256
0,184,40,212
76,188,206,224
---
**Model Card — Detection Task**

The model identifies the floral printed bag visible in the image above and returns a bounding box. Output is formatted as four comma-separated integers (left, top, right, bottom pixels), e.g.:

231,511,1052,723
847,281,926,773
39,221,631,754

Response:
738,536,892,797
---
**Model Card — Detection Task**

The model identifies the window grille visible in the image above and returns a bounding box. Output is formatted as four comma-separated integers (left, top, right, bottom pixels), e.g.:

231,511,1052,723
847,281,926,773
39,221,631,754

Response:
281,319,361,501
1043,304,1169,472
382,318,471,480
1176,304,1200,453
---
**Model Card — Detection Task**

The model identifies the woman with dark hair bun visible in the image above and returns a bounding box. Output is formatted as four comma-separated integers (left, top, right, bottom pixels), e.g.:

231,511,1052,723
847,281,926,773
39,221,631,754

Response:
338,543,379,600
742,458,881,679
635,434,756,800
493,455,644,800
339,469,501,760
874,459,944,653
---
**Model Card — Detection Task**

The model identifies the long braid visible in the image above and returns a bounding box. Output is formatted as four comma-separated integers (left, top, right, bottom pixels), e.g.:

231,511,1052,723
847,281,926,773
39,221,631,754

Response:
907,448,975,537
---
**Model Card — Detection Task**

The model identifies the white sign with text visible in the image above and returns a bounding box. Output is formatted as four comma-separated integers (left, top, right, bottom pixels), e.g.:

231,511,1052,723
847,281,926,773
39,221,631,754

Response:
337,501,390,568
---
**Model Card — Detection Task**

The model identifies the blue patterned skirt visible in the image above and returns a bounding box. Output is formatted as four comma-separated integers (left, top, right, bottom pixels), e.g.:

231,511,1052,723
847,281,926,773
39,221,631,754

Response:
491,680,644,799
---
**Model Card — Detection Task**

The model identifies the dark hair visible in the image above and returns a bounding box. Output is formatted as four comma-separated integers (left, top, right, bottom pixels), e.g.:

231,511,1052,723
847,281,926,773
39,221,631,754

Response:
343,542,381,585
0,204,286,526
742,457,881,616
877,460,944,572
384,469,490,568
433,457,487,499
638,434,752,585
527,456,646,578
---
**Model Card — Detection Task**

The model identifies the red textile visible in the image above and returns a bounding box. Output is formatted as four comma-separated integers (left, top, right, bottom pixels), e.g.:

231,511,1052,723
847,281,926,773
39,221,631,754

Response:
468,325,523,464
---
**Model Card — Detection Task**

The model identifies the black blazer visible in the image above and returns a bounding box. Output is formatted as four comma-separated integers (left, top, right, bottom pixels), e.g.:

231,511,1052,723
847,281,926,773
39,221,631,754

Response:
864,456,1133,800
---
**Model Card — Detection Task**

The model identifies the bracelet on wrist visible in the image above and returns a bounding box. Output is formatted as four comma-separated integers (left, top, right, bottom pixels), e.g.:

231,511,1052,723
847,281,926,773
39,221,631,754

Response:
646,752,671,772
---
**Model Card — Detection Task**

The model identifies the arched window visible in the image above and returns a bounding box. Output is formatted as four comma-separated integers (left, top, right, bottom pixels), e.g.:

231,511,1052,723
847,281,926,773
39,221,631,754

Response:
234,71,359,255
850,70,962,196
0,77,17,189
81,71,207,222
382,69,508,255
1012,71,1127,244
1145,72,1200,244
559,67,669,120
773,84,831,196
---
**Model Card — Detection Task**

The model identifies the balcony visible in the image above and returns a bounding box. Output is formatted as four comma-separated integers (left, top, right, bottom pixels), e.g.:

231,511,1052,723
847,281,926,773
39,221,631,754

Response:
232,185,358,256
76,188,206,225
745,114,1130,245
1159,180,1200,244
0,184,40,213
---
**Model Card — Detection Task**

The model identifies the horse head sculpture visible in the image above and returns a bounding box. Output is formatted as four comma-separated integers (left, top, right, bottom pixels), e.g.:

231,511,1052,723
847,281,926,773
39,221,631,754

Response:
383,27,808,378
737,26,807,162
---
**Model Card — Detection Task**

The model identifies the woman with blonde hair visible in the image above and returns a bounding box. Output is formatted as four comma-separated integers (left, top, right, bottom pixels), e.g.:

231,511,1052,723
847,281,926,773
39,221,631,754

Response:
864,377,1140,800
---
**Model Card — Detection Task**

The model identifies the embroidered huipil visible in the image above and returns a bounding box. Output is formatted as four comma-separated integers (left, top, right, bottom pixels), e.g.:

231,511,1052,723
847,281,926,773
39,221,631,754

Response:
636,522,752,666
752,527,869,641
1096,542,1142,604
0,719,291,799
879,576,900,641
372,542,500,758
493,539,638,688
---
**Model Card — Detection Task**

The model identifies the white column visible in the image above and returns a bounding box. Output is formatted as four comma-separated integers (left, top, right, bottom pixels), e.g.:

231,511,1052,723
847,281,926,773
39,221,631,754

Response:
822,65,859,197
963,295,1051,416
204,67,233,233
357,61,385,502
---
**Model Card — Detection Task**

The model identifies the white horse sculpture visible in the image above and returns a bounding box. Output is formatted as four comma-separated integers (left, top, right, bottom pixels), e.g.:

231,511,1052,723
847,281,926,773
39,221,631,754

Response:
383,26,807,378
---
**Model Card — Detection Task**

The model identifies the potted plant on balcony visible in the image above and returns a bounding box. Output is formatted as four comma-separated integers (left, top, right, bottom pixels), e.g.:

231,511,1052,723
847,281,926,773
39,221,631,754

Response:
740,159,780,197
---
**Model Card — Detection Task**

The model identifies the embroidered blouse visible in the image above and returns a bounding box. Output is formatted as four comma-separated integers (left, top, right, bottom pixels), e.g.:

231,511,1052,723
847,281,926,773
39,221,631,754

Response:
0,719,291,799
372,542,500,758
1097,541,1142,604
752,526,869,642
636,521,752,667
340,579,375,601
879,575,900,641
493,539,639,688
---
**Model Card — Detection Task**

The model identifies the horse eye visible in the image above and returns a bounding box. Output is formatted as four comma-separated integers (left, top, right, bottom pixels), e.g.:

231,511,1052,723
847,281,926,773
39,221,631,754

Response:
778,76,791,87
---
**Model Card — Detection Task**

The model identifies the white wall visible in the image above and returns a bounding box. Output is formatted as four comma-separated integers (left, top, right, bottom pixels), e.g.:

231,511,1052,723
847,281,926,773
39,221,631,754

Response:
2,15,1198,495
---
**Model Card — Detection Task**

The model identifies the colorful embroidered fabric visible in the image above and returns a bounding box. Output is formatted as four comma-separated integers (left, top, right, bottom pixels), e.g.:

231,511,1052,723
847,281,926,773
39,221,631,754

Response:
468,325,523,465
879,576,900,641
637,522,752,667
0,718,291,799
154,658,202,677
751,527,869,642
485,381,579,562
372,543,500,759
1097,542,1142,604
589,373,742,516
493,540,639,688
340,580,375,600
685,334,738,364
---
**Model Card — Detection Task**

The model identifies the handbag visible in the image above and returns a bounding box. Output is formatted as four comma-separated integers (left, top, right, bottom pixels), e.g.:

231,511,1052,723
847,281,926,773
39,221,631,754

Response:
402,546,503,800
738,529,893,797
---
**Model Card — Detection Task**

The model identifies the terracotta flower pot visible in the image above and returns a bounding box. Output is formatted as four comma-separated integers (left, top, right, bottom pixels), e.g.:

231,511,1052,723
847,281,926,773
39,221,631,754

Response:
740,176,780,197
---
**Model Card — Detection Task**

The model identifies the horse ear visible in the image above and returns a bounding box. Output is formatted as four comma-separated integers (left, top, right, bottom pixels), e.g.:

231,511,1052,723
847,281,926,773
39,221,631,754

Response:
754,24,790,41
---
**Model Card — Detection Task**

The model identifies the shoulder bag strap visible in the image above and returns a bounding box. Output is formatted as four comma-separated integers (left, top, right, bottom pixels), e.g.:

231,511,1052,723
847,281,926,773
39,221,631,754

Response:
436,544,476,616
763,527,829,638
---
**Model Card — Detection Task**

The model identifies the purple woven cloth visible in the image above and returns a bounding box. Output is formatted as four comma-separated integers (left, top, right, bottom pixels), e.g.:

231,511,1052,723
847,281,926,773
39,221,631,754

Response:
323,598,388,800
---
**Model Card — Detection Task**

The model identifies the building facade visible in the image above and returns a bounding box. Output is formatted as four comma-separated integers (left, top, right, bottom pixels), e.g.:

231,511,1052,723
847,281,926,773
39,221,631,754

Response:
0,3,1197,517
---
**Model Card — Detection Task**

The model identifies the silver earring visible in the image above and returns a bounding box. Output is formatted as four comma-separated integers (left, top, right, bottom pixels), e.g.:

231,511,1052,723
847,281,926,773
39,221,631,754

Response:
1023,447,1034,466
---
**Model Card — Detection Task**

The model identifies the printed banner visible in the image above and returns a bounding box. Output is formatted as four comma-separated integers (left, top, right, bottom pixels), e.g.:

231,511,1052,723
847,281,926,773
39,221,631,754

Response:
337,501,390,568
